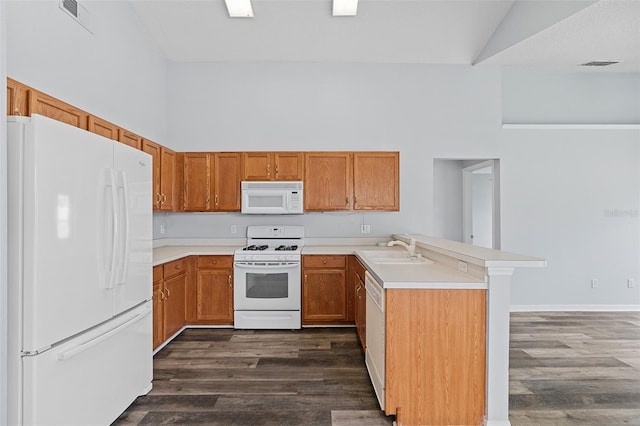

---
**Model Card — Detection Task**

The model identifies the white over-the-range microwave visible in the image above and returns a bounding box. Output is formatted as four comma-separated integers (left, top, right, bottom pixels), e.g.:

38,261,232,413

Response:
241,181,303,214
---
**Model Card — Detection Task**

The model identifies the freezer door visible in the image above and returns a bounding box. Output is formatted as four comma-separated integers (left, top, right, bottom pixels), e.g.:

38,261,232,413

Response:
19,115,117,352
21,303,152,426
113,142,153,314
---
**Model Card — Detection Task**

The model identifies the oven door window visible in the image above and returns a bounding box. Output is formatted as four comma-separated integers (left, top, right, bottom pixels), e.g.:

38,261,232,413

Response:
246,272,289,299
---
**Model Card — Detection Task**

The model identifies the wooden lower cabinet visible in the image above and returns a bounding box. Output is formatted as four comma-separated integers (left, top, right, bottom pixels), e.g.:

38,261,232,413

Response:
385,289,487,426
153,258,189,350
351,256,366,349
152,266,164,350
194,255,234,325
302,255,353,325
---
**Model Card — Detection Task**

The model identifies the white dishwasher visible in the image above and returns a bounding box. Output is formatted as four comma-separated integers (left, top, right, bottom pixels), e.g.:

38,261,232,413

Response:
365,271,386,410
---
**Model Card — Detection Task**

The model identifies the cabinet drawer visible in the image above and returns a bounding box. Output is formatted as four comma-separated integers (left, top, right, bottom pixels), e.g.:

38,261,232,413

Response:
163,257,188,279
303,255,347,269
197,255,233,269
153,265,163,282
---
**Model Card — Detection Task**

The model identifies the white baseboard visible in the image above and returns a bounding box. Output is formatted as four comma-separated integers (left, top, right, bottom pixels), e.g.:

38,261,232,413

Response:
510,304,640,312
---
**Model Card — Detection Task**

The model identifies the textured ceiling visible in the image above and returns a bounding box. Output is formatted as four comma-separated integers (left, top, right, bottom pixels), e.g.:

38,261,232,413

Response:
129,0,640,71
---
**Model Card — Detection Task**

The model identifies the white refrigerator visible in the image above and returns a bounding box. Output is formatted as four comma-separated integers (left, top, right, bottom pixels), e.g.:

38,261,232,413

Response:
7,114,153,425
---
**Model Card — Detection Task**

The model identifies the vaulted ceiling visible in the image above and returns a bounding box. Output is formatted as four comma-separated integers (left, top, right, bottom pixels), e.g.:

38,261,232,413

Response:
130,0,640,72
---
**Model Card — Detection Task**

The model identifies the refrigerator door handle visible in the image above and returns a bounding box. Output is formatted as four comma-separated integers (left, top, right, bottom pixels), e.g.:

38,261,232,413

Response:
106,168,119,290
57,305,151,361
117,171,130,286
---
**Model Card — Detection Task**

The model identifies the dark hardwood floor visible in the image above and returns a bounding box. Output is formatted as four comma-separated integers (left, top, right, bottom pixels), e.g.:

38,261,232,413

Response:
114,328,392,426
114,312,640,425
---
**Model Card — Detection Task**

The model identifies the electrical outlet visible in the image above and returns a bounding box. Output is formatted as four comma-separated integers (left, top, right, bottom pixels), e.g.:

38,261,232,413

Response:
591,279,598,288
231,224,237,234
458,261,468,273
629,278,635,288
360,224,371,234
159,224,166,234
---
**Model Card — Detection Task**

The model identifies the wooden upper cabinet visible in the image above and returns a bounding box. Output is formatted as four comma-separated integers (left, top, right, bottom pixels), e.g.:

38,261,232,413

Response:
118,129,142,150
304,152,352,211
142,140,162,210
353,152,399,211
183,152,241,212
183,153,210,211
243,152,303,181
7,78,29,116
160,147,177,211
29,89,88,129
87,115,119,141
214,153,242,211
142,140,177,211
243,152,271,181
274,152,303,181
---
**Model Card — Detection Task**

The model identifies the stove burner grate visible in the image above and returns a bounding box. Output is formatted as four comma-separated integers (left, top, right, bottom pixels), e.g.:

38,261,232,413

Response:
275,245,298,251
243,245,269,251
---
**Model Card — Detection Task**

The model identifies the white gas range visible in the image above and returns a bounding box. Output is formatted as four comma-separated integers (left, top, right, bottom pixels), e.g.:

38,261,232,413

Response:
233,226,304,329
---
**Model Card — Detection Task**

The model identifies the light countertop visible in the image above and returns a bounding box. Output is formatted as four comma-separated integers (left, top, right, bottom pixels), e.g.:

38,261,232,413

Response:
152,235,544,289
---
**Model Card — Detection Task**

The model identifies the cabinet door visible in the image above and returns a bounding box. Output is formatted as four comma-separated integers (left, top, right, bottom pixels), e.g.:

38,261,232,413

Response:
118,129,142,150
87,116,118,141
160,147,177,211
7,78,29,116
274,152,303,181
142,140,162,210
243,152,272,181
196,270,233,324
152,274,164,350
214,153,242,211
163,272,186,339
353,152,399,211
355,276,366,349
29,89,88,129
183,153,211,211
302,269,347,323
304,152,352,211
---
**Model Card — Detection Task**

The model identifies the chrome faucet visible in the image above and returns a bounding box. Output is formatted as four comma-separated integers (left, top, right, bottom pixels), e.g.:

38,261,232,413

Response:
388,236,417,257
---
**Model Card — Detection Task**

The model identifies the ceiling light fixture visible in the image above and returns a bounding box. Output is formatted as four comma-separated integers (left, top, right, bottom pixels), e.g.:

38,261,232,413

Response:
333,0,358,16
224,0,253,18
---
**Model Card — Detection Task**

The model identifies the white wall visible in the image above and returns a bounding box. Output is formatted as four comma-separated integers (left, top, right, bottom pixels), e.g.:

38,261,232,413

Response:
502,71,640,307
433,159,464,241
6,0,168,143
161,63,502,239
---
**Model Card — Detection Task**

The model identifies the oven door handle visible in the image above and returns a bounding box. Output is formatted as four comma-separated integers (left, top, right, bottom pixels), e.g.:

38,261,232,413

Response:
234,262,300,268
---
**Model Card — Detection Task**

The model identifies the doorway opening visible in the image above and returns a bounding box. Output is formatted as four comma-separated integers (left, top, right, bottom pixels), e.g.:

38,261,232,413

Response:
433,159,501,249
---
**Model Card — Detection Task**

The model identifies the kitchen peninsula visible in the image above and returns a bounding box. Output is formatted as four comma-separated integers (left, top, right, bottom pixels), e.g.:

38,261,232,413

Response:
152,233,545,426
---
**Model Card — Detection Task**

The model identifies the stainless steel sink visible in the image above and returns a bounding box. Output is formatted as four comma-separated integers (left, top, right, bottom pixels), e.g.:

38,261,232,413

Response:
360,250,433,265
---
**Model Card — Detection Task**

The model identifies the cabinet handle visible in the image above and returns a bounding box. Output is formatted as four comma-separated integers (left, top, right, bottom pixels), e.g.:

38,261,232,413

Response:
275,164,279,176
354,196,357,205
228,275,232,287
160,289,167,300
156,193,161,203
323,260,327,265
165,288,171,297
212,260,217,264
215,194,219,207
345,196,349,206
13,107,20,115
175,265,181,270
267,164,271,176
304,274,307,283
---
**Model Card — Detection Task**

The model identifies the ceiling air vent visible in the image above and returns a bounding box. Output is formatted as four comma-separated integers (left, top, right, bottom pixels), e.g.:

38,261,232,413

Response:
580,61,620,67
59,0,93,34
